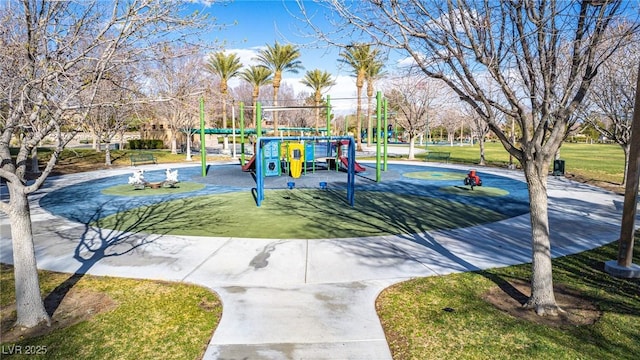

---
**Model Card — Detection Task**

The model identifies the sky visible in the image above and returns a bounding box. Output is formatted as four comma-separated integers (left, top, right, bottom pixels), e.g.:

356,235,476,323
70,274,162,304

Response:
189,0,380,111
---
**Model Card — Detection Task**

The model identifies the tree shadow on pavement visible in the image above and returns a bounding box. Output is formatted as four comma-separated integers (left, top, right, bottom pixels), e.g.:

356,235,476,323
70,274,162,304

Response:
44,197,200,316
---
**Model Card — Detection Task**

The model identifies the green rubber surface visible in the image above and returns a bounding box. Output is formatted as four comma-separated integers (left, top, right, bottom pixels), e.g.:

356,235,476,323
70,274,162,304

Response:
96,189,507,239
439,186,509,197
403,171,466,181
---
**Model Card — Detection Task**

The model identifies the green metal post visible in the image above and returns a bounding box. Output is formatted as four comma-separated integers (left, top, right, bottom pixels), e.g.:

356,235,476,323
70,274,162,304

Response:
376,91,382,182
199,97,206,177
240,102,245,165
256,102,262,136
383,98,388,171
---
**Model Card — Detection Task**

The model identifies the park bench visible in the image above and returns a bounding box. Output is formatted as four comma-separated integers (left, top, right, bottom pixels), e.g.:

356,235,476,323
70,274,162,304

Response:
130,153,157,166
424,151,451,163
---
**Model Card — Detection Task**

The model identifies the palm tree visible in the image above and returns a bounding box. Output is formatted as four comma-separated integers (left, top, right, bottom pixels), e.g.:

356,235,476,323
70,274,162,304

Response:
338,44,380,150
301,69,336,133
205,51,243,129
365,59,385,146
239,66,273,127
255,42,303,132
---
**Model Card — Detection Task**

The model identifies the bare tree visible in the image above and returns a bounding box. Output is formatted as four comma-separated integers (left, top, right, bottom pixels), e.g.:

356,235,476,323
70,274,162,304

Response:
461,103,491,165
83,63,142,165
147,45,207,155
384,73,441,159
0,0,210,328
303,0,637,315
584,27,639,186
439,108,463,146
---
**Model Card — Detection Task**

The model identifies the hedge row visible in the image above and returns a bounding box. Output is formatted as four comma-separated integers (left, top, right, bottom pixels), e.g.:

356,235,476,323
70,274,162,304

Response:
128,139,164,150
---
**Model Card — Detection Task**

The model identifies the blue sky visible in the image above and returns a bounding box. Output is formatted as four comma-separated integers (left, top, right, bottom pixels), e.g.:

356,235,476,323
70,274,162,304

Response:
189,0,373,109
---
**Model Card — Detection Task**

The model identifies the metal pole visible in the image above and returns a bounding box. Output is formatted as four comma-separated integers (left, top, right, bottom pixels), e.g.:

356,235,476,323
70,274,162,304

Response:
383,98,388,171
256,137,263,206
326,95,331,135
376,91,382,183
616,63,640,267
185,128,193,161
256,102,262,137
231,101,237,159
347,137,355,206
199,97,206,177
240,102,246,165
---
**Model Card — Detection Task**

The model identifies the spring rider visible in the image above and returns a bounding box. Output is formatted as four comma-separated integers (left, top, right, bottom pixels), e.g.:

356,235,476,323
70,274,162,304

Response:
464,169,482,190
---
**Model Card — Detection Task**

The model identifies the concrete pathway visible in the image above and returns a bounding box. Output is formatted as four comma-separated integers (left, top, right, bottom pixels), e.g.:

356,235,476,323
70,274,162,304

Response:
0,159,631,360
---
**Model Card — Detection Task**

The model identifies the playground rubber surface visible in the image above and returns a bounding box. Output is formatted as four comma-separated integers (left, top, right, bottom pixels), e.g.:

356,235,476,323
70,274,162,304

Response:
39,163,531,238
1,159,629,360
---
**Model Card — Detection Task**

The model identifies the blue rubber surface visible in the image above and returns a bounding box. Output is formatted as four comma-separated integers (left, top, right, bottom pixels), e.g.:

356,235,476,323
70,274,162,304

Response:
39,163,530,224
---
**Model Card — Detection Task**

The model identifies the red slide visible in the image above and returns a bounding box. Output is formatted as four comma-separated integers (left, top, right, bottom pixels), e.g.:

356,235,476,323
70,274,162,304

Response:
340,156,366,173
241,155,256,172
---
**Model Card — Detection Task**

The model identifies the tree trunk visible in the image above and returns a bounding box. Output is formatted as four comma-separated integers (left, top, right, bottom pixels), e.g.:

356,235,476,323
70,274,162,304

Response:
621,143,630,187
8,184,51,328
315,91,321,134
408,134,415,160
478,136,486,166
104,145,112,166
273,73,281,133
221,93,228,130
273,90,279,133
170,128,178,155
171,136,178,155
185,132,193,161
522,160,561,316
30,147,38,174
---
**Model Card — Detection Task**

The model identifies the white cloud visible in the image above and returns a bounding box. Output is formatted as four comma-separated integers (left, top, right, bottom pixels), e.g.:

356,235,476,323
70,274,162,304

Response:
226,47,265,67
396,55,418,69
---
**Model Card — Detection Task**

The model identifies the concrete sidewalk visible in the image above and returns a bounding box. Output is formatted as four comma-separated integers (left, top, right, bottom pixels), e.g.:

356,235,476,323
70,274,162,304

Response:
0,161,630,359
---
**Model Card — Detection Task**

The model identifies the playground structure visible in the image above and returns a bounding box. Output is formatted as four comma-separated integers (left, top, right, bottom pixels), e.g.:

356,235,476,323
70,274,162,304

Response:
241,138,366,176
254,136,358,207
196,91,394,184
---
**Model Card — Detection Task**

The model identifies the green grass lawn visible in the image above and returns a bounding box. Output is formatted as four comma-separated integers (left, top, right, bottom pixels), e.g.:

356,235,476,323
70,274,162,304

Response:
416,142,626,184
375,141,637,359
27,147,226,171
0,264,222,359
377,241,640,360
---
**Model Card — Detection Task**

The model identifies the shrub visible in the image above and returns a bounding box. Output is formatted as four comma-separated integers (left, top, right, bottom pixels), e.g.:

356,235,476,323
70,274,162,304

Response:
128,139,164,150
